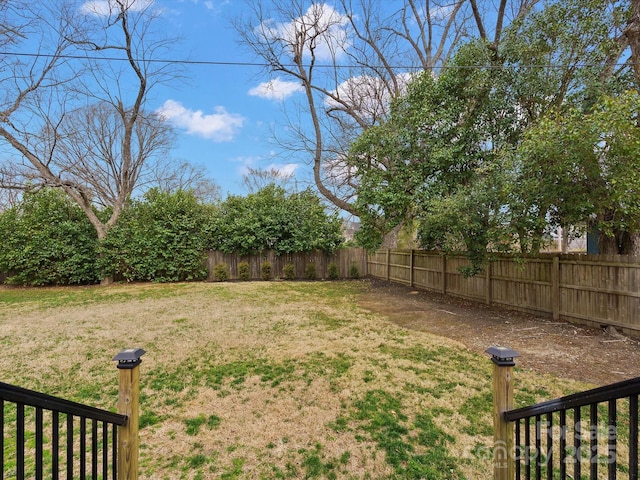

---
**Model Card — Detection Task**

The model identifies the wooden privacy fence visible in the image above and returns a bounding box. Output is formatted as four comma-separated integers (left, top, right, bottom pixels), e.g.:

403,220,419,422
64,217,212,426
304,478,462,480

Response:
207,248,368,281
368,250,640,337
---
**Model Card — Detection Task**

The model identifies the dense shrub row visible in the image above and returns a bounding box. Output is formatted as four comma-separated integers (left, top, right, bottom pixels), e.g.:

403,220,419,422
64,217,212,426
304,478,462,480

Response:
0,185,345,286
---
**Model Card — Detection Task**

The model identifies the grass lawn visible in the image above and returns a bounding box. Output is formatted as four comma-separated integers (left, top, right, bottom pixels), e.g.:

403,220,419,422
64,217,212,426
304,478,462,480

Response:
0,280,592,479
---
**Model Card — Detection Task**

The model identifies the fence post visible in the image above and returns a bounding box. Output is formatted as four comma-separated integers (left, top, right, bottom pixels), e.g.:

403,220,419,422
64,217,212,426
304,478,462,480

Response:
552,256,560,321
409,250,414,287
441,255,447,295
386,249,390,281
485,260,492,305
113,348,145,480
486,346,519,480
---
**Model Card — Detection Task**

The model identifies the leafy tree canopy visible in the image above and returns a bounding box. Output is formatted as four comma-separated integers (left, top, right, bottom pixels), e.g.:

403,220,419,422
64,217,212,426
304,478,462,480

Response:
98,188,213,282
210,184,344,256
0,188,100,285
348,0,635,270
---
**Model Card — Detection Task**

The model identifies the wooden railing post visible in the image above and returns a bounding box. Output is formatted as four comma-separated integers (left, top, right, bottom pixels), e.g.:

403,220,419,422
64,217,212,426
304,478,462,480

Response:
486,346,519,480
113,348,145,480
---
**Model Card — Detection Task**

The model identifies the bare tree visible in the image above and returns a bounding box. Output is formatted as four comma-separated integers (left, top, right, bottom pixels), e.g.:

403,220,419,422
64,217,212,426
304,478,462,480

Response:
242,166,296,193
235,0,537,214
0,0,181,242
152,159,222,204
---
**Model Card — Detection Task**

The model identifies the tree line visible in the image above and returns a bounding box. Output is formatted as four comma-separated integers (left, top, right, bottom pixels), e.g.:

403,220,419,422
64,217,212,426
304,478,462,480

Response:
240,0,640,271
2,0,640,281
0,186,344,286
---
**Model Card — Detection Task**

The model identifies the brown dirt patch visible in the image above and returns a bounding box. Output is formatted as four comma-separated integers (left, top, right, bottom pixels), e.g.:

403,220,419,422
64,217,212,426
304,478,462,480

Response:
356,278,640,387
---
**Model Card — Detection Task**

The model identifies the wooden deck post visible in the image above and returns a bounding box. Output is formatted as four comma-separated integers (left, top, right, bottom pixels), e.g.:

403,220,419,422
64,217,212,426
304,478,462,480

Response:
486,346,519,480
113,348,145,480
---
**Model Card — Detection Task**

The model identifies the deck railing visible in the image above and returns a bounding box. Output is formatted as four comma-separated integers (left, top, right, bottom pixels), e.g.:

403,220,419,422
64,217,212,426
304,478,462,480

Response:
489,346,639,480
0,348,144,480
505,377,639,480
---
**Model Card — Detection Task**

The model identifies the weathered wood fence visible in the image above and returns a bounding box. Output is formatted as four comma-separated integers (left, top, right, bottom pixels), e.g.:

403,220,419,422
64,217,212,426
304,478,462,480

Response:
207,248,368,281
368,250,640,337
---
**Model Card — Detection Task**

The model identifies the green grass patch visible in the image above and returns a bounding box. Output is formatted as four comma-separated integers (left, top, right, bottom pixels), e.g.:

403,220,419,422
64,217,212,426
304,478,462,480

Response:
0,280,599,480
351,389,464,479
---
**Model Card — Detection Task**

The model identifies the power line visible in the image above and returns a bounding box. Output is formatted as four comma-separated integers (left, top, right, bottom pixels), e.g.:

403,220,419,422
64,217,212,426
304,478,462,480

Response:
0,50,634,71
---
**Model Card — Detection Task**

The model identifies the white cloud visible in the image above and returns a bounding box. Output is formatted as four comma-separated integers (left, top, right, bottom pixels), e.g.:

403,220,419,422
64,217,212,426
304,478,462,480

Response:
157,100,245,142
236,158,298,179
266,162,298,177
249,77,304,101
80,0,154,16
258,3,350,62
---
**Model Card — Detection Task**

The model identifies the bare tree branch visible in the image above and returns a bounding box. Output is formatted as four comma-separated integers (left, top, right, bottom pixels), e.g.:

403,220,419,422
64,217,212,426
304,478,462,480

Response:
0,0,184,248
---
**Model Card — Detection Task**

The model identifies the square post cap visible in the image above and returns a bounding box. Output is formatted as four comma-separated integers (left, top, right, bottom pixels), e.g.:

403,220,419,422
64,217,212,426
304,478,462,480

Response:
113,348,146,369
485,346,519,366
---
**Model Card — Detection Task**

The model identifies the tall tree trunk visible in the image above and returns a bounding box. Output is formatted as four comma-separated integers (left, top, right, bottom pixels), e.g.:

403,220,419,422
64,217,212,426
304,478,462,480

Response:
626,0,640,87
620,232,640,256
599,233,620,255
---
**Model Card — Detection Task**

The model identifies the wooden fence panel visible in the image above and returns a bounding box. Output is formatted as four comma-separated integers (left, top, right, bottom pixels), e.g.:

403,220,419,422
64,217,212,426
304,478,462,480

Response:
367,249,640,337
412,252,443,291
367,250,387,279
388,250,411,285
207,248,367,281
445,255,485,301
491,256,553,315
559,255,640,332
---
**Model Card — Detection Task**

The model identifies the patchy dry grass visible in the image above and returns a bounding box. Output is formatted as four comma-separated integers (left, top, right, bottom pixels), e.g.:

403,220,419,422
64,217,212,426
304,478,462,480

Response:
0,281,589,479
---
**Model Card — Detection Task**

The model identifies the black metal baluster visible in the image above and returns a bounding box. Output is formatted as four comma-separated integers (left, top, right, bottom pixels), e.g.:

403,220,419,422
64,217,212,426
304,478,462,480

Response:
591,403,598,480
575,407,582,480
92,418,98,479
546,413,553,480
113,425,118,480
516,419,521,480
525,416,531,480
80,417,86,479
103,421,108,480
66,414,73,480
630,395,638,480
559,409,567,480
608,399,617,480
16,403,24,480
36,406,43,479
1,399,4,480
536,415,542,480
52,411,59,480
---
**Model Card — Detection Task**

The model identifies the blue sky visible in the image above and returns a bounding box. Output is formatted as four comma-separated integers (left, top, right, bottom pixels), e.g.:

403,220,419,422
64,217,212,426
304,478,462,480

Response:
126,0,312,197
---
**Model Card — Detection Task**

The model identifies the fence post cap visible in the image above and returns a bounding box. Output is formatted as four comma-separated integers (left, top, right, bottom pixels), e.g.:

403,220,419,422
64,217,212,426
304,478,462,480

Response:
485,346,519,366
113,348,146,369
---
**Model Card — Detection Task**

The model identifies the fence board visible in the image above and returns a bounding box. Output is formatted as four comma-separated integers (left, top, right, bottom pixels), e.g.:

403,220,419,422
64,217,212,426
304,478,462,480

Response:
368,249,640,337
207,248,367,281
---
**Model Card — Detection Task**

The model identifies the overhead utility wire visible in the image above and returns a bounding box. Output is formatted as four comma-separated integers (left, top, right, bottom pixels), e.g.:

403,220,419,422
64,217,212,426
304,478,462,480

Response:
1,50,634,70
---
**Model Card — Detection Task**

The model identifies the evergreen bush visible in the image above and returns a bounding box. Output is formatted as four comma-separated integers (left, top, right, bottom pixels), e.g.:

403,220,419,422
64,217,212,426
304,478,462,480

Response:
261,260,272,281
213,263,229,282
283,263,296,280
349,263,360,279
327,262,339,280
238,261,250,281
304,263,317,280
